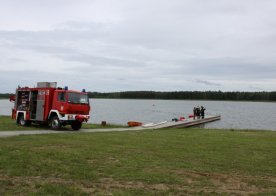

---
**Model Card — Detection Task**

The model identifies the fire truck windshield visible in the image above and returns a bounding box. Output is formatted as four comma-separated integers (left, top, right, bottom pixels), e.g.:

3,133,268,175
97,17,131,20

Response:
68,92,89,104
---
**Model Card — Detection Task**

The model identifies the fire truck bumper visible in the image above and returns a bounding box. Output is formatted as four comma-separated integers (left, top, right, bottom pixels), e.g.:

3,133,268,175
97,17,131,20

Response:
60,114,90,122
75,115,90,122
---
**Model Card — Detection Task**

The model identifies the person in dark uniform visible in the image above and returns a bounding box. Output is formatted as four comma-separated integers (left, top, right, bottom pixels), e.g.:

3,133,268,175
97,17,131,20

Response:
196,106,200,119
200,106,206,119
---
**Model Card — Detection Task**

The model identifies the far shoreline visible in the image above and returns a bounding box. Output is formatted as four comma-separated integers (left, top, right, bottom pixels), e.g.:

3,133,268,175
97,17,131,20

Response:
1,97,275,103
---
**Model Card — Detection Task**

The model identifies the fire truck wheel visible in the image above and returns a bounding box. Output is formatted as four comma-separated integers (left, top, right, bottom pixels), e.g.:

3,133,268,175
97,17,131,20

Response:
71,121,82,131
50,116,61,130
17,114,31,126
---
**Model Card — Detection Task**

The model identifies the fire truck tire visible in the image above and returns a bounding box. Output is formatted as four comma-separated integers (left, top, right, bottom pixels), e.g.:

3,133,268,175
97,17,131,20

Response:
71,121,82,131
17,114,31,126
50,116,61,130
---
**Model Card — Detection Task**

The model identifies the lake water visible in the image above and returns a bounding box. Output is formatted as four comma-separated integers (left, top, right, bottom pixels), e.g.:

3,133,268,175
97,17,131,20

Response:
1,99,275,130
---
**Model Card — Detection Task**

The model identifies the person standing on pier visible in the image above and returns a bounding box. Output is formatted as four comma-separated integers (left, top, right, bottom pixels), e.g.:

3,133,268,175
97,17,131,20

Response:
196,106,200,119
200,106,206,119
193,107,196,120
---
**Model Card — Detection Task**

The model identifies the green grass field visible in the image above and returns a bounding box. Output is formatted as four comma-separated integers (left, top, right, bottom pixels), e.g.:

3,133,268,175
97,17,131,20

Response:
0,115,125,131
0,128,275,195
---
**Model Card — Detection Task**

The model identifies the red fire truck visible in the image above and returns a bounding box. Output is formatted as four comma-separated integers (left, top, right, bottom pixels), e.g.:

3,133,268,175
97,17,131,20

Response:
10,82,90,130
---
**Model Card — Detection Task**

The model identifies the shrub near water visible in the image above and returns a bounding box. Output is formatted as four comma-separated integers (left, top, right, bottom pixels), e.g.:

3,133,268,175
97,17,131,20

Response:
0,128,275,195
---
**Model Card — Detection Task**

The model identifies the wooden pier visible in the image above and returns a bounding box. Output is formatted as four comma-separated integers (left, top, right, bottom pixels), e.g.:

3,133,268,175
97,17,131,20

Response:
139,115,221,129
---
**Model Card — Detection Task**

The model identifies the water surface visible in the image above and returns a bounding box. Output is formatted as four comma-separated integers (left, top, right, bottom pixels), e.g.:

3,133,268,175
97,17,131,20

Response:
1,99,275,130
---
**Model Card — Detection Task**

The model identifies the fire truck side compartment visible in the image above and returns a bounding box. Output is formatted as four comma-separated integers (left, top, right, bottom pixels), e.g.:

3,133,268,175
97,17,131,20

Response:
36,90,45,121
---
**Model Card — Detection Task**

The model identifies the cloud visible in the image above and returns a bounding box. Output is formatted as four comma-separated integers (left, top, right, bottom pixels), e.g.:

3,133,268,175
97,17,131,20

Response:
0,0,276,92
195,79,220,87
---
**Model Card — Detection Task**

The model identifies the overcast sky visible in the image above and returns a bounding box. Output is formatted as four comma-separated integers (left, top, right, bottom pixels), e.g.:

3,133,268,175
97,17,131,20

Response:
0,0,275,93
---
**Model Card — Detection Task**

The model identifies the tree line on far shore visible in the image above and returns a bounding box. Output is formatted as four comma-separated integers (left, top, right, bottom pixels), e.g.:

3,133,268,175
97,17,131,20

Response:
0,93,13,99
1,91,276,101
88,91,276,101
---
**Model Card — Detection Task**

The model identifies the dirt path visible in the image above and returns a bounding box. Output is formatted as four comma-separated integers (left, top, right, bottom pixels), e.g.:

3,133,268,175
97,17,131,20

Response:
0,127,149,138
0,115,221,138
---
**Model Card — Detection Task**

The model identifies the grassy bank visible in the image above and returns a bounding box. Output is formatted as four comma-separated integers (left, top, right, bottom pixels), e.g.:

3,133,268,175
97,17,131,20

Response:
0,115,124,131
0,128,275,195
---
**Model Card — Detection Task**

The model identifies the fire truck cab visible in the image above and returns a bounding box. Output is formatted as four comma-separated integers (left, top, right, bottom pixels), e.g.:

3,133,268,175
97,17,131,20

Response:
10,82,90,130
